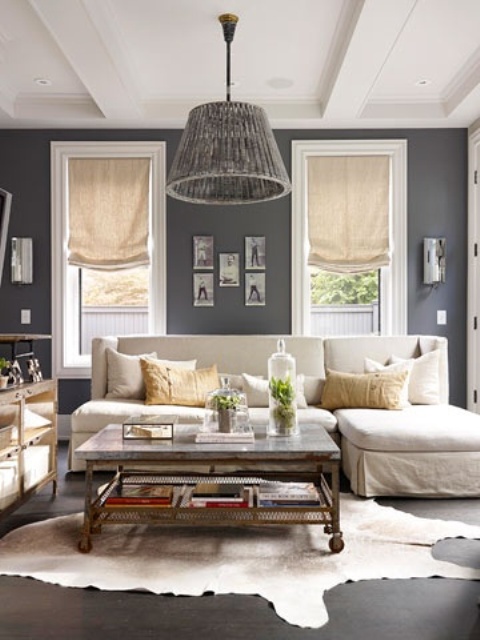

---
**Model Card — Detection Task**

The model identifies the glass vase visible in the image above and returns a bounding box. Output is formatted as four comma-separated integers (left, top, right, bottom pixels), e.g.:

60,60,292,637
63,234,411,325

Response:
203,376,249,433
267,338,298,436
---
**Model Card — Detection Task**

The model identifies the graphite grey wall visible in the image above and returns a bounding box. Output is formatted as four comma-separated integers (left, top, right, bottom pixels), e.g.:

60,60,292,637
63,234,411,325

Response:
0,128,467,412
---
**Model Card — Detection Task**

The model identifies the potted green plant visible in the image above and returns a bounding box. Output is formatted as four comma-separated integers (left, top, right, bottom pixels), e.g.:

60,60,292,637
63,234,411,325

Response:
212,393,241,433
269,375,296,435
0,357,10,389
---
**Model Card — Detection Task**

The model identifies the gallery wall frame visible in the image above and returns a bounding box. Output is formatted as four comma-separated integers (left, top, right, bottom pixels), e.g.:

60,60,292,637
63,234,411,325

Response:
193,273,214,307
193,235,214,269
219,252,240,287
245,236,265,270
245,272,265,306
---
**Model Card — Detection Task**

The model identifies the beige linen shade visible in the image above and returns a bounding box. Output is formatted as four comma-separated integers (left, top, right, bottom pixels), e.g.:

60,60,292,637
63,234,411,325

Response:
68,157,150,269
307,155,390,273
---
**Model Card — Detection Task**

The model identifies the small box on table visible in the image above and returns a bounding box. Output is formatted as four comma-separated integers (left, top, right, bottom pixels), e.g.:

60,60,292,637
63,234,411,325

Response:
122,415,177,440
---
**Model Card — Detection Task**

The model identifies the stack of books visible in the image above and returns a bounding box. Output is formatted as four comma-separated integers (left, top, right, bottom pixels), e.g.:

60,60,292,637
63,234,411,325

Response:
188,482,252,508
195,431,254,444
105,484,174,507
257,482,321,507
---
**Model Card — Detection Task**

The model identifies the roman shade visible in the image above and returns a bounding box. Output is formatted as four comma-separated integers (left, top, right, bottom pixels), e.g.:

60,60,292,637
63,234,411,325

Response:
68,158,150,269
307,155,390,273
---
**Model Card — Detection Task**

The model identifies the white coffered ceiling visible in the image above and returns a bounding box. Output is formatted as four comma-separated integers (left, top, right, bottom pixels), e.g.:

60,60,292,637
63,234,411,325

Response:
1,0,480,129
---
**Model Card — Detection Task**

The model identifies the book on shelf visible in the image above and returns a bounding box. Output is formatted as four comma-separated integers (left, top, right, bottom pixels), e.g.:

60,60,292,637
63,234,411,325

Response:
188,487,253,508
257,482,321,507
195,431,254,444
192,482,244,500
106,483,174,506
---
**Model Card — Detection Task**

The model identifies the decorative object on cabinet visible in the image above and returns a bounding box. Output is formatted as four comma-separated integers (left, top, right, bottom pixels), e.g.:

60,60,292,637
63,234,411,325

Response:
0,357,10,389
0,334,51,384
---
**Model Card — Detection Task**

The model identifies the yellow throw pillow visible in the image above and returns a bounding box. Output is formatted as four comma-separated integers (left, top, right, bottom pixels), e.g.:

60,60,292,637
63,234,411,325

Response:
141,359,219,407
320,369,408,411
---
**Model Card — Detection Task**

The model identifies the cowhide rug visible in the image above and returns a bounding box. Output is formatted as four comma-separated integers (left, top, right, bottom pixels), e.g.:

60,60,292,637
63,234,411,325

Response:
0,493,479,628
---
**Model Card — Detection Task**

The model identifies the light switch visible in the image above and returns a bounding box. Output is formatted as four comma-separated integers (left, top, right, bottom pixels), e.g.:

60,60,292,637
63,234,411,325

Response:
437,310,447,325
21,309,31,324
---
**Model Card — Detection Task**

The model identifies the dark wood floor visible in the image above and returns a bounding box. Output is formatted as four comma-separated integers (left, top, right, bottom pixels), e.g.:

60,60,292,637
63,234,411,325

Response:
1,442,479,640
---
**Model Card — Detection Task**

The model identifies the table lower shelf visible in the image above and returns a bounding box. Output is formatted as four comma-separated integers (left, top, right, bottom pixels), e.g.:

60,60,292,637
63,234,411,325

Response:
79,473,344,554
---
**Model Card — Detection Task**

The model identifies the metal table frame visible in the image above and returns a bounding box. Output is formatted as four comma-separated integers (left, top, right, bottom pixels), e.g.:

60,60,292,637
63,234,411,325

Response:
75,424,344,554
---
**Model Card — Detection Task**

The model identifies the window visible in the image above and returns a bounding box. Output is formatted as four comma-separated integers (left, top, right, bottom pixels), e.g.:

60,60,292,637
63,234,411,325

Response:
292,140,407,336
51,142,166,378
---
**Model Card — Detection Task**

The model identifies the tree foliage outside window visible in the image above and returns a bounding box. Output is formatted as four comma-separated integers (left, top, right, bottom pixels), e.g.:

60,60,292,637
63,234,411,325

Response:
82,267,149,306
310,270,379,305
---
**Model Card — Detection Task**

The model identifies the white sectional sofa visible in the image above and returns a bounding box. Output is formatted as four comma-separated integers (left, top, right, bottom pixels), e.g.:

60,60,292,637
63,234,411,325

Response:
70,334,480,498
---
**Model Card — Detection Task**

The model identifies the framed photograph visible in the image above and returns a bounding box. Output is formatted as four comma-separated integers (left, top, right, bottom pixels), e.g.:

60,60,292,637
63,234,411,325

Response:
27,358,43,383
193,235,214,269
245,236,265,269
7,359,24,385
245,272,266,306
193,273,214,306
219,253,240,287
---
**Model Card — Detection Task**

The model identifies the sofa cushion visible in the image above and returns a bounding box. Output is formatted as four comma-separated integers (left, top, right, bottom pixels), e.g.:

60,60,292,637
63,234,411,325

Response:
320,369,408,411
105,348,157,400
390,350,440,404
141,360,219,407
241,373,308,408
105,347,197,400
302,375,325,406
364,357,412,408
336,404,480,452
71,399,206,434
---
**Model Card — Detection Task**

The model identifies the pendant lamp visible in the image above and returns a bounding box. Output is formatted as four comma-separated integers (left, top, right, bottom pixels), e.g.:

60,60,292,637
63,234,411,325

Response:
166,14,291,205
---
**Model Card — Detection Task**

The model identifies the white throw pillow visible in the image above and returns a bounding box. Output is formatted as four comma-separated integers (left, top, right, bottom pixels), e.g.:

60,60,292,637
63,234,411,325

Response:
302,375,325,406
389,350,440,404
242,373,307,408
106,348,196,400
364,357,412,408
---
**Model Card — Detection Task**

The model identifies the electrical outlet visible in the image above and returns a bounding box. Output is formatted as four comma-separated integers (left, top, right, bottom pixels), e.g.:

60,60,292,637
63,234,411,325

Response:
437,310,447,325
21,309,31,324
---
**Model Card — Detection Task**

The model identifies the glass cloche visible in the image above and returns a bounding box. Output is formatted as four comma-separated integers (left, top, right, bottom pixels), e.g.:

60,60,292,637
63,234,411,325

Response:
203,376,250,433
267,338,299,436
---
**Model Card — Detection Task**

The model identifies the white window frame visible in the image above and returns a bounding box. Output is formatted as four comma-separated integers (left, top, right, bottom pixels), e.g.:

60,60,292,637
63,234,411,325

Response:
51,141,166,378
291,139,408,336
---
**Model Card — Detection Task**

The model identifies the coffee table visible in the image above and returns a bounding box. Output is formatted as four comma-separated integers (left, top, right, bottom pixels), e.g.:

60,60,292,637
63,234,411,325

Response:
75,423,344,554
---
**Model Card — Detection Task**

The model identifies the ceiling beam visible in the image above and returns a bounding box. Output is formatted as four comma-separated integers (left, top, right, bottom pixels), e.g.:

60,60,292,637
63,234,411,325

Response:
28,0,142,120
322,0,418,120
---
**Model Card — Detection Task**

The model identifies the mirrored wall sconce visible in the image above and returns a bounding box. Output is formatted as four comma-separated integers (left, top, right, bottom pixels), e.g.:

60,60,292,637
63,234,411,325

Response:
423,237,446,285
11,237,33,285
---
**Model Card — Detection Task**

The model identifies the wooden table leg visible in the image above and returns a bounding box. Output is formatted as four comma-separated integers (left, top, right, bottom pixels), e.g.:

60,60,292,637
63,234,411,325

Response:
328,461,344,553
78,461,94,553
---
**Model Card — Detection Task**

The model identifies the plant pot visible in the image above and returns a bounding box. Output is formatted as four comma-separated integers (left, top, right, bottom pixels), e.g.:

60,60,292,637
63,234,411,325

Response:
218,408,236,433
0,376,9,389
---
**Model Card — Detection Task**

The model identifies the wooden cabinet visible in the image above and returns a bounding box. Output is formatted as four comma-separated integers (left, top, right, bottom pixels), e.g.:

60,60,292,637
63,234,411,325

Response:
0,380,57,517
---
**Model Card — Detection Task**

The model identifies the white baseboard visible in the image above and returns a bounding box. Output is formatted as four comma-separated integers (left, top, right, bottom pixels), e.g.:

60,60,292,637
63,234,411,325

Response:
57,414,71,441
